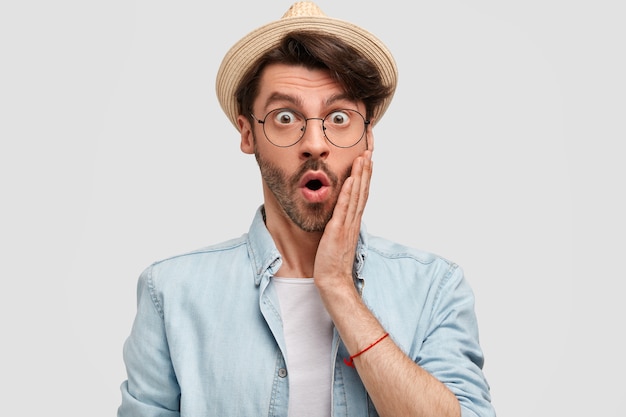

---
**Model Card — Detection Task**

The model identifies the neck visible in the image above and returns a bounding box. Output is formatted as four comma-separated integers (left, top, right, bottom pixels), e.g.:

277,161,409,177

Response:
263,205,322,278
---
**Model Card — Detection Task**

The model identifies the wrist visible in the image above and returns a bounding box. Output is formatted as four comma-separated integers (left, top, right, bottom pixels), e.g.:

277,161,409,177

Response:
314,273,359,301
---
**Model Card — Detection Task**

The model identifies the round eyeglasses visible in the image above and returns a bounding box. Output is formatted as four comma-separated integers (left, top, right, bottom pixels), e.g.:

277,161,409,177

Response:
251,108,370,148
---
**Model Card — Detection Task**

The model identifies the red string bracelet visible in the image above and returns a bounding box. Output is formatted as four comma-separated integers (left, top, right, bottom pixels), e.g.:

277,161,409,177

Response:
344,332,389,368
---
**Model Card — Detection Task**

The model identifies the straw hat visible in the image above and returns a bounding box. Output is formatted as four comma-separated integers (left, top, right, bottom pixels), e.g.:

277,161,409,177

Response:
215,1,398,131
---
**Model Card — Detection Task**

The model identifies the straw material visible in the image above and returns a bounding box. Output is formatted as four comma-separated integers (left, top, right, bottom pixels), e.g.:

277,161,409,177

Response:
215,1,398,131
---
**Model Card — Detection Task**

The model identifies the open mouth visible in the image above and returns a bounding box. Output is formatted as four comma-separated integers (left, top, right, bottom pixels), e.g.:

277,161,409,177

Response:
299,171,331,202
300,171,330,190
306,179,323,191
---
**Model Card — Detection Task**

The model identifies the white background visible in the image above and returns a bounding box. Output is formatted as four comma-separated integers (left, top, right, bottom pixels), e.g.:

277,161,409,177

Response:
1,0,624,415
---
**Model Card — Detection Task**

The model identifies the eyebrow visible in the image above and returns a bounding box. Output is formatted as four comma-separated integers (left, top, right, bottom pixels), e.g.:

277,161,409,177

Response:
263,92,357,112
263,93,302,110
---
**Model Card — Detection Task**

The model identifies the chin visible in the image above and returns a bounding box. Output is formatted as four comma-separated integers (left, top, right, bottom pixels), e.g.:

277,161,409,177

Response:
290,202,333,233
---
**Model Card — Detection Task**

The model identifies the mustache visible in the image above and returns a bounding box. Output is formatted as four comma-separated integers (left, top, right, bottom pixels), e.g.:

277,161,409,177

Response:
290,159,342,188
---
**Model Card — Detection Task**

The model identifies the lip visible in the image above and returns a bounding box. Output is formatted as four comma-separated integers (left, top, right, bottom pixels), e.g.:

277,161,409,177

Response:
299,171,331,203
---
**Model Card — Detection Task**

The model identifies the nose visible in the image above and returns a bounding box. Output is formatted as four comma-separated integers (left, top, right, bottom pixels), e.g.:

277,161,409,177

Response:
299,118,330,159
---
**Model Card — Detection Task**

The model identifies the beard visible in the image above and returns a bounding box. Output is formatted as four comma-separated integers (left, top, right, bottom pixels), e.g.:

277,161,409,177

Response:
255,150,351,233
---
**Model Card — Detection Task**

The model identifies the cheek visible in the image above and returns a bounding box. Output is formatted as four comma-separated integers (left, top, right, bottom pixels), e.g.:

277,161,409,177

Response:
255,147,300,174
339,163,353,184
338,151,363,174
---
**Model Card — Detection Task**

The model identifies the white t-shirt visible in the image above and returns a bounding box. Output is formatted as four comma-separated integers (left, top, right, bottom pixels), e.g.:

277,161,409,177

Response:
273,277,334,417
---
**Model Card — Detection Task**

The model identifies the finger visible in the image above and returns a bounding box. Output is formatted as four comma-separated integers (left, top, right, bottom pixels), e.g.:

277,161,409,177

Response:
357,151,373,215
348,151,373,225
346,155,364,225
330,176,354,226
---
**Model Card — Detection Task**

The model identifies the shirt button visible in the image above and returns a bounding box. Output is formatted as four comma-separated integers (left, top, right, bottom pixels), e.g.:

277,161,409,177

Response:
278,368,288,378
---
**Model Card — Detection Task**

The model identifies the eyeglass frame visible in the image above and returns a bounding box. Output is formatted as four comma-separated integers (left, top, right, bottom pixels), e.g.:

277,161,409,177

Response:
250,107,371,148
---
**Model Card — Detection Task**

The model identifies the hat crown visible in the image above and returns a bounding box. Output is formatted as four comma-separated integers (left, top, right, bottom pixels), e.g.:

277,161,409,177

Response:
281,1,326,19
216,1,397,132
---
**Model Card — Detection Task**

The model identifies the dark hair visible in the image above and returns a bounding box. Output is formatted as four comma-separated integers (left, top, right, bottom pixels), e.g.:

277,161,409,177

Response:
235,31,393,123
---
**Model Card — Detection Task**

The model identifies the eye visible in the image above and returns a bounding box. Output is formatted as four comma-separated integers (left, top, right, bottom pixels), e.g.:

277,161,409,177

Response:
327,110,350,126
273,109,298,125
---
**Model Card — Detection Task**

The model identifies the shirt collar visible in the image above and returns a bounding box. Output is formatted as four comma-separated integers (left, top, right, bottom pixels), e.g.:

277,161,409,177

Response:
246,205,369,286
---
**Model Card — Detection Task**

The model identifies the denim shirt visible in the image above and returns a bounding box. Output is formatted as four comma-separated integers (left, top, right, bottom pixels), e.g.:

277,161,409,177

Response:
118,207,495,417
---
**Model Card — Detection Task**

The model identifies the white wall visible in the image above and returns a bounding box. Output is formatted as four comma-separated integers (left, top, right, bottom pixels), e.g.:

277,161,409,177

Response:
1,1,624,415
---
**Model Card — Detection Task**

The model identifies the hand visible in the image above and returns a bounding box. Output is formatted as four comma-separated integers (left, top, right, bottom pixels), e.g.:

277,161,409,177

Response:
314,150,373,292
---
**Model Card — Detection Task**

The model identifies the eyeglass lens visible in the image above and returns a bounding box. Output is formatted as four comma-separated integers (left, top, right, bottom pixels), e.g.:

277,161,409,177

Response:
262,108,367,148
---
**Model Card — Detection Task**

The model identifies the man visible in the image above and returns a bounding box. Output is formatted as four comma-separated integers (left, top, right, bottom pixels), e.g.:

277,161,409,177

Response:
118,2,495,416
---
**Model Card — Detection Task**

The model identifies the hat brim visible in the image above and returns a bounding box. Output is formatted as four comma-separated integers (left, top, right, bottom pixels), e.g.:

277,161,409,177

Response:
216,15,398,131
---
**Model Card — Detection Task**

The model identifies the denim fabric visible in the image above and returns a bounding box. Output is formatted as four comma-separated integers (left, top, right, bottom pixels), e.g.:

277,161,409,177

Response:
118,206,495,417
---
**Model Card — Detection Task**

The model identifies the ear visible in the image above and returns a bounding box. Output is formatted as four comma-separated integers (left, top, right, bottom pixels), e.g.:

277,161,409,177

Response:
238,115,255,154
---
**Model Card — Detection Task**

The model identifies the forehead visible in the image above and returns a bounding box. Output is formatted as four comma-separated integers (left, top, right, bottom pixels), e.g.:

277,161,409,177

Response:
259,62,337,86
255,63,363,115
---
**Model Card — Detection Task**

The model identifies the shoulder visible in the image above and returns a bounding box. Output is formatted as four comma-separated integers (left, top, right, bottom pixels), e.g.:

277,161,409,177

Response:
362,233,465,291
140,235,250,287
154,235,249,265
365,234,458,272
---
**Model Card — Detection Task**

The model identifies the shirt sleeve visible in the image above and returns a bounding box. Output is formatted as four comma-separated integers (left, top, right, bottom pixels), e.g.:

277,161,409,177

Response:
418,264,496,417
118,266,181,417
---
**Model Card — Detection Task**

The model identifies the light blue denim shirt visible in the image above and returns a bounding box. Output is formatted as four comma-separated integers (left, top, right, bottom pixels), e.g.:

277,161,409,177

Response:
118,207,495,417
